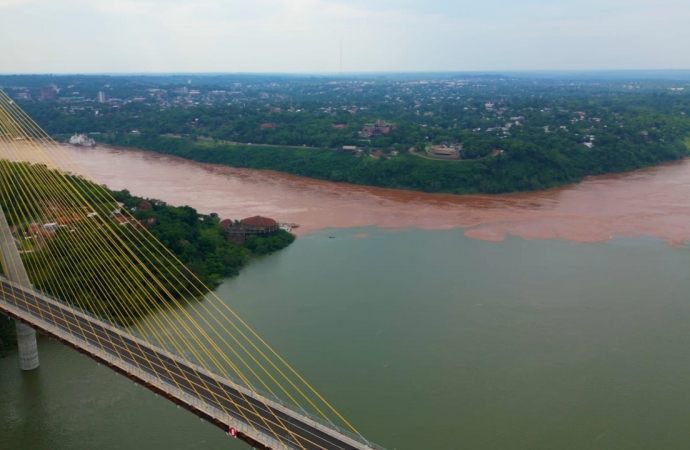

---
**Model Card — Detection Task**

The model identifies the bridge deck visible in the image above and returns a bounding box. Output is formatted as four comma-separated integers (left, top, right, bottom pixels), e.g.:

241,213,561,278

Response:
0,278,379,450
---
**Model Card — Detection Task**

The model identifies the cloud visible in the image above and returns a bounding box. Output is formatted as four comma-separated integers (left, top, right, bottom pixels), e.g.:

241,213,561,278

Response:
0,0,34,9
0,0,689,73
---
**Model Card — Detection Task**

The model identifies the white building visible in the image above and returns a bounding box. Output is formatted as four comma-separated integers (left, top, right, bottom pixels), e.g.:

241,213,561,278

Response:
69,133,96,147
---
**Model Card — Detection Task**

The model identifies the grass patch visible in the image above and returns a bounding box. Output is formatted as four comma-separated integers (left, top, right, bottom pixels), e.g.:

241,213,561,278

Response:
19,237,38,252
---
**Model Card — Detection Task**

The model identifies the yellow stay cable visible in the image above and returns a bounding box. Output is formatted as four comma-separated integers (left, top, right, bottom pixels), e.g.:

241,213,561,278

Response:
0,101,310,446
6,92,366,442
2,99,321,413
0,151,129,366
0,113,278,439
1,90,365,442
0,140,334,450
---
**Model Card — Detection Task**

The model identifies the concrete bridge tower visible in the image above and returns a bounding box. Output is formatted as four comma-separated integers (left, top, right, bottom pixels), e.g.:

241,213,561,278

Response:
0,205,39,370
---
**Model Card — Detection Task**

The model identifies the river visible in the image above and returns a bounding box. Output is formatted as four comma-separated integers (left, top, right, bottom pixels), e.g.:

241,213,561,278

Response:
3,146,690,450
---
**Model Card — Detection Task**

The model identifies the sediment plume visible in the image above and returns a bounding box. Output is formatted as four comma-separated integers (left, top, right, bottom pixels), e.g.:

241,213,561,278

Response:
65,145,690,245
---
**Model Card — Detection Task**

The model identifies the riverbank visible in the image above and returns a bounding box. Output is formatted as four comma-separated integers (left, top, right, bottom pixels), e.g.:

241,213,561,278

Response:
0,162,295,350
63,144,690,246
101,134,690,195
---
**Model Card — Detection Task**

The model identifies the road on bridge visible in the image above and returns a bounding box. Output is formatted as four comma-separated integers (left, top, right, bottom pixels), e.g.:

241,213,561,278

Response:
0,278,375,450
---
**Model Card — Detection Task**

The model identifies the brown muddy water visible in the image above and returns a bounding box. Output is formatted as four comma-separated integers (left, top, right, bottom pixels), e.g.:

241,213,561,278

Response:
63,145,690,245
5,145,690,450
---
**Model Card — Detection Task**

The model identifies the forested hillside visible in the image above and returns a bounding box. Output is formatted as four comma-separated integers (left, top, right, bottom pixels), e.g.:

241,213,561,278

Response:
104,134,690,194
7,73,689,194
0,163,294,353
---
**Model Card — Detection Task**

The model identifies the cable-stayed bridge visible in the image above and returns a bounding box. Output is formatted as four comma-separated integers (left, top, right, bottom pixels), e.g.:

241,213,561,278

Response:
0,90,383,450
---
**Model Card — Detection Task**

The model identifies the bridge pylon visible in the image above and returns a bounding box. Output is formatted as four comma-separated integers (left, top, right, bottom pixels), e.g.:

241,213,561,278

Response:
0,204,39,370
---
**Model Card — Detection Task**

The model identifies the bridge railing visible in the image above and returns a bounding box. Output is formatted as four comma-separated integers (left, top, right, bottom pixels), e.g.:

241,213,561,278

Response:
23,284,385,450
234,378,385,450
0,292,288,450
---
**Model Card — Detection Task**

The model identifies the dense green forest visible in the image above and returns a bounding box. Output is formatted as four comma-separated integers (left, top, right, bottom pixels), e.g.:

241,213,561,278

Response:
103,134,690,194
8,73,690,194
30,90,690,159
111,188,295,270
0,163,293,353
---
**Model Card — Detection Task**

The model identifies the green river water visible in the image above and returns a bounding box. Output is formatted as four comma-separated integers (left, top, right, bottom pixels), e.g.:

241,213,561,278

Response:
2,227,690,449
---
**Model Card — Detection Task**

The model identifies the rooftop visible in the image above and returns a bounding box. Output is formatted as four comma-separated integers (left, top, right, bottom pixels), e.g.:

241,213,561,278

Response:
240,216,277,227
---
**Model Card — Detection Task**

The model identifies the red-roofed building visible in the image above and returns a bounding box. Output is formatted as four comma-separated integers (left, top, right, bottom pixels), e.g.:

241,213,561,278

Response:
138,201,153,210
260,123,277,130
240,216,278,233
361,120,397,138
219,218,233,229
224,215,279,244
112,214,130,226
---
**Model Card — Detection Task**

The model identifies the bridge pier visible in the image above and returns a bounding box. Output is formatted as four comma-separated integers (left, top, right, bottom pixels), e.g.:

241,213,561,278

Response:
15,321,39,370
0,204,39,370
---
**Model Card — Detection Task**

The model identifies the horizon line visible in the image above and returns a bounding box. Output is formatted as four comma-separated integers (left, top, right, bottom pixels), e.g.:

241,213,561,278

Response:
1,69,690,76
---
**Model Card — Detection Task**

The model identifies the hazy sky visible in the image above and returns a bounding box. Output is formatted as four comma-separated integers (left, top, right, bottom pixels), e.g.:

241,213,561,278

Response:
1,0,688,73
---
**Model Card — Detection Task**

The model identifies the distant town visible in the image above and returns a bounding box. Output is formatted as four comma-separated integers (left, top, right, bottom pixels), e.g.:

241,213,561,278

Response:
1,73,689,193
